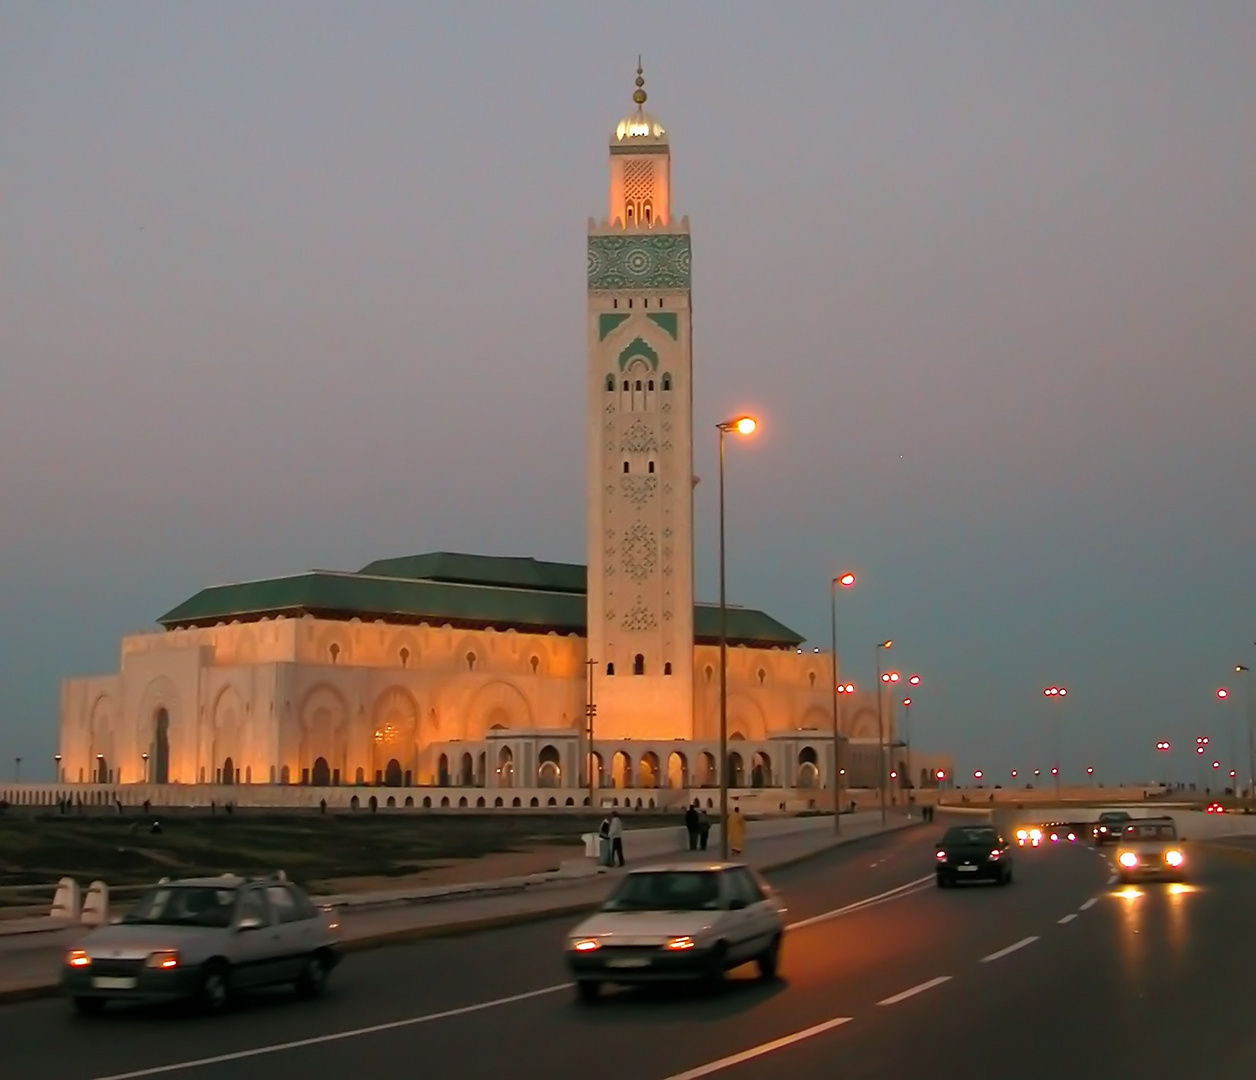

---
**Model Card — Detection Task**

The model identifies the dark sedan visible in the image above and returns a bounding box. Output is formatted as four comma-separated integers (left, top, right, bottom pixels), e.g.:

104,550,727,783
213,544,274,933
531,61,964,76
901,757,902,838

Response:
1093,811,1132,845
935,825,1014,887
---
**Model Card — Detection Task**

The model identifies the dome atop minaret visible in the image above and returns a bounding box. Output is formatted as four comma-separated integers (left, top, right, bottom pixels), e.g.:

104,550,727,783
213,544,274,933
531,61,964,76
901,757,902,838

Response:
612,61,668,145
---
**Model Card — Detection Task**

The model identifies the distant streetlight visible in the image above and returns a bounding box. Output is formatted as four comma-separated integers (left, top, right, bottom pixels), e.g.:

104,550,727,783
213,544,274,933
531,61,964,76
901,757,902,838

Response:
142,752,150,784
1011,769,1018,779
974,770,984,780
830,571,856,835
716,414,758,860
1044,685,1069,796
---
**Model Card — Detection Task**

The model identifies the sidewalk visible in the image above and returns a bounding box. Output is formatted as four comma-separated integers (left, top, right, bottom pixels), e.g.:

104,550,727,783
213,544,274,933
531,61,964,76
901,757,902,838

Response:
0,811,916,1003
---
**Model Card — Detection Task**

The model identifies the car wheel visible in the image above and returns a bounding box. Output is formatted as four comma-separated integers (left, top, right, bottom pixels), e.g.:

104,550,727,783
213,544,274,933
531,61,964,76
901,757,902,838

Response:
73,997,105,1017
1002,867,1014,885
702,942,729,992
296,953,329,999
936,873,948,888
575,980,601,1004
197,961,231,1014
756,935,782,980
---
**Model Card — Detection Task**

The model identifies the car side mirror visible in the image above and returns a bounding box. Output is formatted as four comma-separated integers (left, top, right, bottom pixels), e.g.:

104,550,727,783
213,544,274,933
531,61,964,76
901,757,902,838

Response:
235,916,264,933
728,898,746,911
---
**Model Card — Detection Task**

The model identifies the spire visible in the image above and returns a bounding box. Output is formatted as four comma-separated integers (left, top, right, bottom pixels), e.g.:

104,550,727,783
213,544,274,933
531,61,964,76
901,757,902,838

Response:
633,58,647,108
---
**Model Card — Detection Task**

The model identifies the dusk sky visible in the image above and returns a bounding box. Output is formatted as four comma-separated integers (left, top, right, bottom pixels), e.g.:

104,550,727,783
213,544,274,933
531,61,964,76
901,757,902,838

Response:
2,3,1253,785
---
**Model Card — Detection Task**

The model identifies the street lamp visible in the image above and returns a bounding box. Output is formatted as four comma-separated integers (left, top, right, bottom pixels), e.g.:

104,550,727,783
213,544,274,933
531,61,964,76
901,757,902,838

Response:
875,640,893,825
142,752,150,785
95,753,104,785
1237,663,1252,801
900,675,921,793
54,753,62,783
716,414,757,859
14,757,20,784
1043,685,1068,797
835,680,855,827
830,571,856,834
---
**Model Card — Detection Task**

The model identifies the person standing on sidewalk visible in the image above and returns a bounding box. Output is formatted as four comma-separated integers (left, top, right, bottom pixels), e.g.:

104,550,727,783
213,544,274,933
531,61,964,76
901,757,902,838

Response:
608,810,625,866
699,807,711,850
684,801,700,850
728,806,746,856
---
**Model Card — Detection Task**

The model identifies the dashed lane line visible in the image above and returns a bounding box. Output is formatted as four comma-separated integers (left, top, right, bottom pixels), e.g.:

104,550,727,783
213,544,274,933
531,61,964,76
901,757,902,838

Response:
1058,913,1077,924
659,1016,854,1080
877,975,953,1006
786,875,932,931
980,936,1039,963
1080,897,1099,911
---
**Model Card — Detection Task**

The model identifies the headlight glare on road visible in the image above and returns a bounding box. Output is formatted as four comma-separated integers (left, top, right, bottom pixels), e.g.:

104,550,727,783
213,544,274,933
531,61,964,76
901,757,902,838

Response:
145,950,180,970
666,937,696,951
572,938,601,952
66,950,91,968
1119,851,1138,868
1165,849,1184,867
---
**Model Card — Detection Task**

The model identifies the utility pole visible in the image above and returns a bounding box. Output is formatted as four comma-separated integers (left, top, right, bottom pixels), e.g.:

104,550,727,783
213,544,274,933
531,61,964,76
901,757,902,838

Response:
585,657,597,810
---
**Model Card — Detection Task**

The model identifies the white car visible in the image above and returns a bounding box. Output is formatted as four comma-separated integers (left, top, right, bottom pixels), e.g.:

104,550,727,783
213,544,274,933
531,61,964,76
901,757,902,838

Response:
1115,817,1186,883
564,862,786,1002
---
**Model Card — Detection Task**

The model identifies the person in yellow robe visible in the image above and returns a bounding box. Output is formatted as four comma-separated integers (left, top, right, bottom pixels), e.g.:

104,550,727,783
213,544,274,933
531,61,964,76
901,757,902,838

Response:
728,806,746,856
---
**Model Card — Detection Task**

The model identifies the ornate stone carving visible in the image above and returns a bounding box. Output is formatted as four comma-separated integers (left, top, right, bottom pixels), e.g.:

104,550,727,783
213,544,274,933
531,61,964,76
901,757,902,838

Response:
621,475,658,507
622,597,658,632
588,233,692,291
621,420,658,454
620,521,658,582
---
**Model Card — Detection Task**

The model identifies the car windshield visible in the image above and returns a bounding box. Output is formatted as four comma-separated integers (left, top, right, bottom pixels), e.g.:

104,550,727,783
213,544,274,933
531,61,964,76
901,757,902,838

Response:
1126,823,1177,841
122,886,238,928
602,871,723,912
1100,812,1131,822
943,827,997,846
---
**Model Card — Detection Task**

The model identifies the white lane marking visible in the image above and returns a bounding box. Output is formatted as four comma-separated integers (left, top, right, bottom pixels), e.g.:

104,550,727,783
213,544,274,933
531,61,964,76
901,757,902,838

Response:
89,983,570,1080
878,975,952,1005
660,1016,854,1080
981,935,1039,963
787,874,933,931
1080,897,1099,911
1106,872,1117,884
1058,913,1077,924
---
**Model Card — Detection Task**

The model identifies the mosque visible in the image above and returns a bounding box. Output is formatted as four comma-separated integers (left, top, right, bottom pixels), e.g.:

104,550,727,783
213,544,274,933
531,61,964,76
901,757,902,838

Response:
54,70,923,808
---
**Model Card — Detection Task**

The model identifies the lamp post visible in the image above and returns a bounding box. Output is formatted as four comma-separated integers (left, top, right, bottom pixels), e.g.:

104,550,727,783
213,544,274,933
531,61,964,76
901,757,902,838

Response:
1237,662,1253,800
830,572,855,833
95,753,104,785
875,640,893,826
54,754,62,783
901,674,921,795
717,415,757,859
835,681,854,824
142,752,150,785
1156,740,1171,787
1043,686,1068,798
14,757,20,784
585,657,596,809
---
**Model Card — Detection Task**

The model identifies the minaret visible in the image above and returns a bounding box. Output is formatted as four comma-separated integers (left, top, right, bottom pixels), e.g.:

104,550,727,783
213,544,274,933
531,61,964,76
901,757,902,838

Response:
586,64,695,742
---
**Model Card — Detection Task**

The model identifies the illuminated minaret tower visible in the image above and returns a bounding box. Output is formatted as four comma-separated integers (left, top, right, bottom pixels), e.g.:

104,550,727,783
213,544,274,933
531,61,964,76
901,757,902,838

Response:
586,64,694,742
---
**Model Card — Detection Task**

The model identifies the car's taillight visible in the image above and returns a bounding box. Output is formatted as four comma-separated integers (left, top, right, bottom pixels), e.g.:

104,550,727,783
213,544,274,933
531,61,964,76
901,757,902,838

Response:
666,937,696,951
66,950,91,968
936,850,946,861
989,849,1002,859
572,939,600,952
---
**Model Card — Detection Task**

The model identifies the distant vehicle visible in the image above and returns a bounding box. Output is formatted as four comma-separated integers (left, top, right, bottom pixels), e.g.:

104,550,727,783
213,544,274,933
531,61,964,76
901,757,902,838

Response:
1093,811,1132,845
1115,818,1185,883
564,863,785,1002
61,874,340,1015
1043,822,1078,843
1206,802,1225,814
935,825,1014,886
1015,827,1043,847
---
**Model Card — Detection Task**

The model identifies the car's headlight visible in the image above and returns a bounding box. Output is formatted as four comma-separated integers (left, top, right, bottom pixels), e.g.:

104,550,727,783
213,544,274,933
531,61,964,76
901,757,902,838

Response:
665,937,697,951
1068,833,1076,842
570,938,601,952
1165,849,1184,867
1119,851,1138,868
1029,829,1042,840
65,949,91,968
1016,829,1028,840
145,950,180,970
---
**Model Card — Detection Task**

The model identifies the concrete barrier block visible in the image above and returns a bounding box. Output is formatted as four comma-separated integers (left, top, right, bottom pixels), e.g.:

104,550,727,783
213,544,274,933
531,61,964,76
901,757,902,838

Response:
50,878,81,922
81,880,109,927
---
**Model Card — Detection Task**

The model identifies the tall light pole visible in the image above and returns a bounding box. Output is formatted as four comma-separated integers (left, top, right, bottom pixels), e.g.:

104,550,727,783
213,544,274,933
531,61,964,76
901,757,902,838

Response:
142,752,150,785
54,753,62,783
875,640,893,826
1156,740,1171,787
902,674,921,795
585,657,596,809
830,572,855,833
14,757,20,784
1044,686,1068,798
1238,662,1252,800
717,415,757,859
835,681,854,824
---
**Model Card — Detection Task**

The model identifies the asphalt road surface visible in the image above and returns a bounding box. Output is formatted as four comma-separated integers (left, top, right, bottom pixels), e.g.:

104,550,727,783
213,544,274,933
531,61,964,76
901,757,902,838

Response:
6,818,1256,1080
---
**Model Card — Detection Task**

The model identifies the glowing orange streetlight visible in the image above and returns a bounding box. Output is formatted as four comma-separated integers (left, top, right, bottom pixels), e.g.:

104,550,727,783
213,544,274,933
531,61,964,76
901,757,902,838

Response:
829,571,856,835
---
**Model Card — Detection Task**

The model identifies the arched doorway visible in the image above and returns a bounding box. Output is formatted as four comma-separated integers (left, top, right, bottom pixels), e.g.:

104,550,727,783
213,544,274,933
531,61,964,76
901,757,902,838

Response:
589,750,604,790
798,747,819,788
477,751,487,786
638,751,660,789
612,750,633,789
221,757,235,785
537,745,561,787
497,747,514,787
667,751,688,789
727,752,745,788
751,751,773,788
459,753,474,786
696,752,716,787
437,754,450,786
385,759,403,787
311,757,331,786
153,709,170,784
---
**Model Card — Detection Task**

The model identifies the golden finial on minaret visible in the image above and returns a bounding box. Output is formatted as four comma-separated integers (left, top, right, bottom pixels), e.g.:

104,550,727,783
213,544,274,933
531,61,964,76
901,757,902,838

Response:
632,57,647,107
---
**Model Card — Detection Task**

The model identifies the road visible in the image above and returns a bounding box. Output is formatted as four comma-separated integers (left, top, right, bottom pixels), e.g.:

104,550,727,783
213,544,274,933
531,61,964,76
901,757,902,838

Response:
4,818,1256,1080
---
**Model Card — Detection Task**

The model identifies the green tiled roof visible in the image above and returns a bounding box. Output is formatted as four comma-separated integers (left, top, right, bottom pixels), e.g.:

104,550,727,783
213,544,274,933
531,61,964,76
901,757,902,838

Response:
158,553,805,649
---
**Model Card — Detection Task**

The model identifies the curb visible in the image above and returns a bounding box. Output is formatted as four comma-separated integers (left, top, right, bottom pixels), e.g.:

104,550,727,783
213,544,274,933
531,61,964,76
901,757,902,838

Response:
0,822,920,1007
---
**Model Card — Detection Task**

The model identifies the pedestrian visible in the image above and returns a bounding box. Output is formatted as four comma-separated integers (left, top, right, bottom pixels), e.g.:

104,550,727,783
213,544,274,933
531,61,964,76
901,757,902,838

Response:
319,798,327,815
684,801,700,850
608,810,625,866
598,814,613,866
699,808,711,850
728,806,746,856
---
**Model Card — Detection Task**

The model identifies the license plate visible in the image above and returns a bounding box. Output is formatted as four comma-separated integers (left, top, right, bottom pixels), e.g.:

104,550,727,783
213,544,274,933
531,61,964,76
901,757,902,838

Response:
958,865,978,872
92,976,137,990
607,958,650,969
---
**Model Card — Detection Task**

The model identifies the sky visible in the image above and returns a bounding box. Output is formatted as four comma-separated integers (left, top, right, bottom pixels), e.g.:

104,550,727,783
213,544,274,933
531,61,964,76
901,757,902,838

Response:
2,2,1253,786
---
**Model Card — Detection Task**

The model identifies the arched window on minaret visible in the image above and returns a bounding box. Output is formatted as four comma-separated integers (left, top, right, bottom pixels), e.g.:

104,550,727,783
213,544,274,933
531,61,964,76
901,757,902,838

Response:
605,375,615,392
606,662,615,676
625,202,635,225
643,201,653,226
633,654,645,675
662,374,672,391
